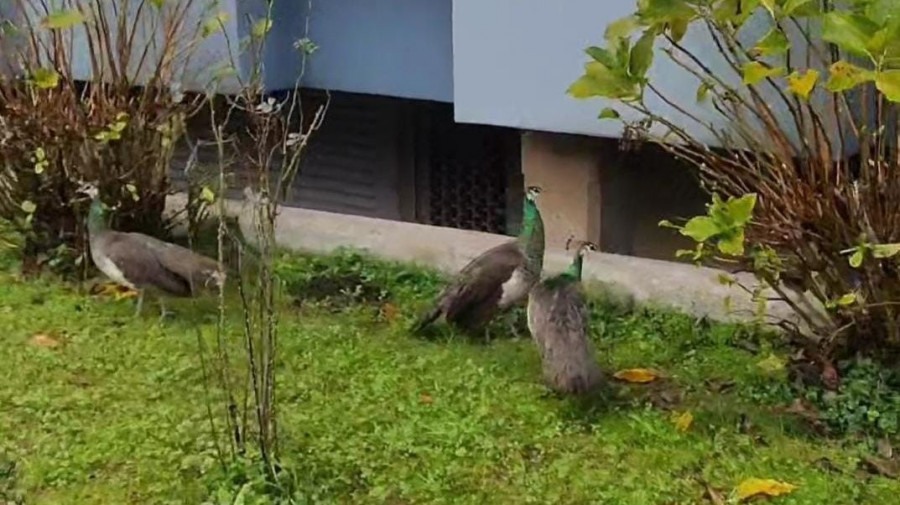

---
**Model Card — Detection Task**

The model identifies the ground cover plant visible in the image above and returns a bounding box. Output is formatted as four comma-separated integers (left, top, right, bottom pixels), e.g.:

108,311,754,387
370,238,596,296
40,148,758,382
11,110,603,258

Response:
1,248,899,504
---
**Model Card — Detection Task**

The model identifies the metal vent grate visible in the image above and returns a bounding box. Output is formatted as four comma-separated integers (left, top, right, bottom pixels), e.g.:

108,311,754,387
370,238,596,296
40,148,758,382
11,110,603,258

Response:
422,107,518,235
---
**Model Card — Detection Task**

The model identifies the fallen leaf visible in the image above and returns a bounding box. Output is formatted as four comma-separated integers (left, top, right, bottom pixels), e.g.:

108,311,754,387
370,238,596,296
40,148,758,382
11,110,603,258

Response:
419,393,434,405
381,302,399,321
673,411,693,433
735,478,797,501
613,368,662,384
757,354,786,374
30,334,60,349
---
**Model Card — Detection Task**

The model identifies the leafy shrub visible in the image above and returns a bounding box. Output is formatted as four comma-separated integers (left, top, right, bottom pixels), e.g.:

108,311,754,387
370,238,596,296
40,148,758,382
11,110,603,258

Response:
571,0,900,365
0,0,210,274
805,358,900,438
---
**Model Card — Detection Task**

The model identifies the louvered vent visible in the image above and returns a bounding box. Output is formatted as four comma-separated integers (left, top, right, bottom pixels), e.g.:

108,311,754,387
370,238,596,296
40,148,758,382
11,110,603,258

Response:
288,93,400,219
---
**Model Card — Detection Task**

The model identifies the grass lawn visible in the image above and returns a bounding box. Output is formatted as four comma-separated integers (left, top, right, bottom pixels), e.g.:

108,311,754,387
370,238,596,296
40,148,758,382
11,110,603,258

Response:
0,250,898,504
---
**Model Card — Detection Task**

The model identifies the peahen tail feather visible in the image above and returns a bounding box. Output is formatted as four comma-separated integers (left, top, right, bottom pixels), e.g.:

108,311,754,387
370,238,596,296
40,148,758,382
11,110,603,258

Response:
411,305,442,334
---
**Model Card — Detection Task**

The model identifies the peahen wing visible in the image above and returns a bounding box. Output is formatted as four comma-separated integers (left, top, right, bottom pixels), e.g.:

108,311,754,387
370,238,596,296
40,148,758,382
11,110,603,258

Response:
100,232,192,296
126,232,222,294
438,241,525,327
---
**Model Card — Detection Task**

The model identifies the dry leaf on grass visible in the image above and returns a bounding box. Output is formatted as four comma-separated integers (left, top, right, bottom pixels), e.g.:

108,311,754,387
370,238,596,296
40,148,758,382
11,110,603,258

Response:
29,333,60,349
672,411,693,433
419,393,434,405
735,478,797,501
381,303,399,321
613,368,661,384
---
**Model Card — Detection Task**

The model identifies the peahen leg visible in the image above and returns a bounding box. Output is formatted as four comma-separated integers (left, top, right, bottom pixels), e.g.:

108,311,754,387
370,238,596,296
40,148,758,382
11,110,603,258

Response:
134,290,145,317
158,298,174,322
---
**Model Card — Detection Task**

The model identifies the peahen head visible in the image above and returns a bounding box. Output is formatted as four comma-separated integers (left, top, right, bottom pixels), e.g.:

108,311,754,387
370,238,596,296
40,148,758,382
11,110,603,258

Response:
525,185,542,202
77,182,108,233
564,236,598,281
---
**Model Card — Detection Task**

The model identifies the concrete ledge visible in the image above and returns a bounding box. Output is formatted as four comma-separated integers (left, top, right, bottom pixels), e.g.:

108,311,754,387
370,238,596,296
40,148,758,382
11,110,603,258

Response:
165,193,805,327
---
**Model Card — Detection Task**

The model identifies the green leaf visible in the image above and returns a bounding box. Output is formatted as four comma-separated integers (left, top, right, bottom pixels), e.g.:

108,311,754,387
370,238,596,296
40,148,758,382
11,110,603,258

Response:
872,243,900,259
787,69,819,100
753,28,790,57
822,12,879,59
202,12,229,38
669,17,689,42
658,219,680,230
717,229,746,256
826,61,874,92
42,9,86,30
30,68,60,89
849,248,865,268
782,0,815,17
20,200,36,214
605,15,640,42
725,193,756,225
252,18,272,39
760,0,777,17
568,62,640,101
741,61,785,85
836,292,857,307
598,108,621,120
875,70,900,103
200,186,216,203
149,0,166,8
629,30,656,79
696,82,712,103
585,46,618,68
681,216,720,242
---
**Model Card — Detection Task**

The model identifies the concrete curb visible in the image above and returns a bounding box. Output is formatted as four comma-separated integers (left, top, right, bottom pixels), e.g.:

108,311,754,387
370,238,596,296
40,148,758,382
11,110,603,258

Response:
165,193,807,327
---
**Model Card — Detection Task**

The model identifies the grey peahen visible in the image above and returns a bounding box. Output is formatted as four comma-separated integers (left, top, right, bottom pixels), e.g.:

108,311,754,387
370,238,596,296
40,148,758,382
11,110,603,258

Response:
527,238,601,395
81,183,225,318
413,186,545,334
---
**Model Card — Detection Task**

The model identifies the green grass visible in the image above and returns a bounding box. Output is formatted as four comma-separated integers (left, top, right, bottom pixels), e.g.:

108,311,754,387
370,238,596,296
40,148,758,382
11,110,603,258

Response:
0,250,898,504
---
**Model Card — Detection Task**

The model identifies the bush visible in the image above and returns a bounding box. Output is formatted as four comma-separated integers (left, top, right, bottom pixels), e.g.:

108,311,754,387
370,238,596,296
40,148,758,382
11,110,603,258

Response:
571,0,900,367
0,0,209,274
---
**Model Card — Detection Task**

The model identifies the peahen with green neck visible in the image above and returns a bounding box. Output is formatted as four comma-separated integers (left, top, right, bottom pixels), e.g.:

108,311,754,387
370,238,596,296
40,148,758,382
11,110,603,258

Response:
81,183,224,318
527,239,601,395
413,186,545,334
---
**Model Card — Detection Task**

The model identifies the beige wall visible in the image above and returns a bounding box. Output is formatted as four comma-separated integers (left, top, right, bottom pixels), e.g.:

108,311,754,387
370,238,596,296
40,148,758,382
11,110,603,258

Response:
521,131,602,251
520,131,707,262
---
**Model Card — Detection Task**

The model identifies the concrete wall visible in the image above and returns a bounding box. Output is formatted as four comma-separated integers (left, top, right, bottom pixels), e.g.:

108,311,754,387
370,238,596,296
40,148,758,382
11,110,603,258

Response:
165,192,811,328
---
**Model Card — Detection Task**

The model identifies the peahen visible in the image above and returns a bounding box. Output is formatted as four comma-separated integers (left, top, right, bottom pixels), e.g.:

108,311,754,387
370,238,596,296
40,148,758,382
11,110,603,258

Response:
413,186,545,334
81,183,225,317
527,238,601,395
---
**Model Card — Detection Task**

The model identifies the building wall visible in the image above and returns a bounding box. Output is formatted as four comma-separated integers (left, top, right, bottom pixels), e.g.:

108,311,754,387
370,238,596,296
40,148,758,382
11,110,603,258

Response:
452,0,799,149
256,0,453,102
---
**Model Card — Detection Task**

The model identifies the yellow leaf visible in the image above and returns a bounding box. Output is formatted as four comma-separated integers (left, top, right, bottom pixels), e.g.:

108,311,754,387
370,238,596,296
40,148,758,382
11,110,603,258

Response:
787,69,819,100
735,478,797,501
30,333,60,349
757,354,786,374
42,9,86,30
613,368,661,384
673,411,693,432
742,61,785,86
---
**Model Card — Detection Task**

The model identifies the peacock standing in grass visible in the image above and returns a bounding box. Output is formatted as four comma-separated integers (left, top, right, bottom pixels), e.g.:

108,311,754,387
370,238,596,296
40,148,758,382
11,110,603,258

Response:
81,183,224,318
413,186,545,334
527,239,601,395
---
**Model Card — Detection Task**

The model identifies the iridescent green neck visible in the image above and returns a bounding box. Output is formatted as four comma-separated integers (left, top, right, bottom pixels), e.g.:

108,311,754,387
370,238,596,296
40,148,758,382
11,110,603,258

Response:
518,197,545,272
563,251,585,281
87,198,107,235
